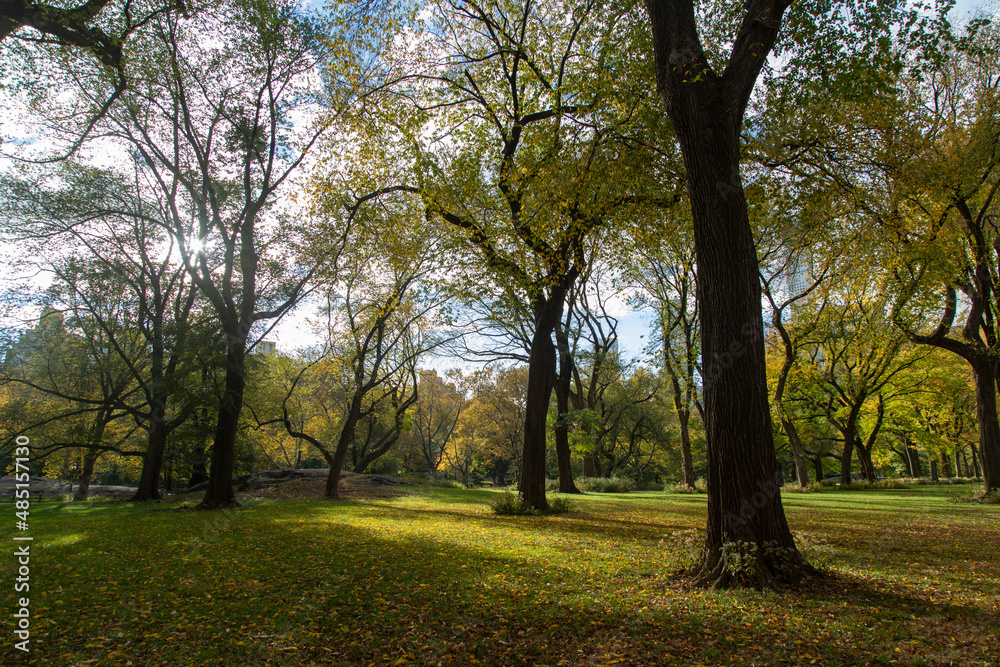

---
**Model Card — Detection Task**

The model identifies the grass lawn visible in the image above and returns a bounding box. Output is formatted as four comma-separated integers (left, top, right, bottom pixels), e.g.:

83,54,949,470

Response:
2,486,998,666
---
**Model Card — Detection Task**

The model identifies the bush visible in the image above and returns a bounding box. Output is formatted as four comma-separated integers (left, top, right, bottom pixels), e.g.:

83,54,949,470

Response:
576,476,635,493
548,496,572,514
490,491,538,515
781,482,813,493
545,478,559,492
666,482,698,494
694,477,708,493
838,479,910,490
490,491,571,515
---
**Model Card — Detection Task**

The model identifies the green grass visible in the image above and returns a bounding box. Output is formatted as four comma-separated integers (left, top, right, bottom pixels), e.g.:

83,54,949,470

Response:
2,486,998,666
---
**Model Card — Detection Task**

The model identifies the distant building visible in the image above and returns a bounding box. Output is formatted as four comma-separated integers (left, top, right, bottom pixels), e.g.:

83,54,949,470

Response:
256,340,276,357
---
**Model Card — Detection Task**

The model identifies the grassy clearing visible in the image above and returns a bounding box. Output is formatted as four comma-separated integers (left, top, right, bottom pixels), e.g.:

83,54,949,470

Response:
2,486,997,666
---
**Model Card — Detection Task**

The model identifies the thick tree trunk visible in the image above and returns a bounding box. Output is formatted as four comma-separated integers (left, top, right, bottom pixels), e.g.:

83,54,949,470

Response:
519,294,565,511
134,393,172,502
941,452,953,478
554,328,581,494
73,447,101,502
930,458,939,483
646,0,806,587
813,456,824,484
74,410,111,502
326,395,364,499
972,361,1000,495
133,417,168,501
840,432,855,486
200,346,246,509
905,440,923,477
856,442,876,483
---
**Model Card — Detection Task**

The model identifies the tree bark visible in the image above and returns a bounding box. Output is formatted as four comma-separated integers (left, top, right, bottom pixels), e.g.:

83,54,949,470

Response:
646,0,808,588
840,432,856,486
905,439,923,477
930,458,939,483
518,289,568,511
74,408,112,501
519,320,557,511
554,325,581,494
972,360,1000,494
133,413,168,501
941,451,953,479
326,394,364,499
781,419,811,488
200,345,246,508
73,447,100,502
678,410,695,487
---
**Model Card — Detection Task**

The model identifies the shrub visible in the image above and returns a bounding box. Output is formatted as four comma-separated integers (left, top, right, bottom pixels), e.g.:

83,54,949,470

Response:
545,478,559,492
548,496,572,514
781,483,813,493
666,482,698,494
837,478,910,490
576,476,635,493
490,491,538,515
694,477,708,493
490,491,569,515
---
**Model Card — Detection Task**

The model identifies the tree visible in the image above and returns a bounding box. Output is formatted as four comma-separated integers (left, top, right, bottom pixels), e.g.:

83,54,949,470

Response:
644,0,809,587
0,0,186,156
1,163,207,501
271,213,448,499
62,0,374,507
359,0,676,510
406,369,468,477
625,219,702,488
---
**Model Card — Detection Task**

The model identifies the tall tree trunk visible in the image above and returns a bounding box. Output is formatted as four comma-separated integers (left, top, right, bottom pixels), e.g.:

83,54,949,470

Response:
813,456,824,484
326,395,364,499
856,442,876,483
840,431,856,486
553,327,580,494
73,447,101,502
133,414,168,501
972,360,1000,495
971,444,981,478
930,458,939,483
782,418,811,488
646,0,807,589
200,345,246,509
519,295,565,511
905,439,923,477
941,452,953,478
74,409,111,502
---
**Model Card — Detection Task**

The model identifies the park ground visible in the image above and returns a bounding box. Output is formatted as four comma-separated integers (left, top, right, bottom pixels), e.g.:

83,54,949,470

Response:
1,484,998,666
